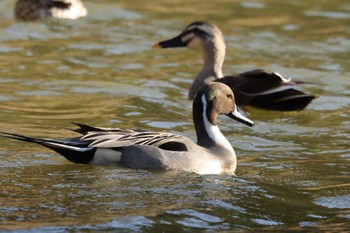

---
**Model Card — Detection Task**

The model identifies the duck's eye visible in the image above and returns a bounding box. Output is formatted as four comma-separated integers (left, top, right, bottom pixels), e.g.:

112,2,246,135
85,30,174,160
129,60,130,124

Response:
226,94,232,99
181,32,195,44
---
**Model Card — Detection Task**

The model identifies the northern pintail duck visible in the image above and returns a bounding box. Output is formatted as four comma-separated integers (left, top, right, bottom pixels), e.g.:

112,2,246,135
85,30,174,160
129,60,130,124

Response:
153,21,317,111
15,0,87,21
1,83,253,174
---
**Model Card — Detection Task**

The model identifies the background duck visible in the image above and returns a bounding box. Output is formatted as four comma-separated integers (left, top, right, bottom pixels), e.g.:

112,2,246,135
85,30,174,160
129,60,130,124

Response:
0,83,253,175
154,21,317,111
15,0,87,20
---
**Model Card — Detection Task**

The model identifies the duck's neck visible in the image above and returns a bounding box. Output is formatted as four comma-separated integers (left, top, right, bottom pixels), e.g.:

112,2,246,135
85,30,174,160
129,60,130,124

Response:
189,42,226,99
201,43,225,79
193,94,233,153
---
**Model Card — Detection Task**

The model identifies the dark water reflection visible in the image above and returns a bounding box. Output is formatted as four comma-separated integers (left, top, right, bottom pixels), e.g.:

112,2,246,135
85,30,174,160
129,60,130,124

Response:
0,0,349,232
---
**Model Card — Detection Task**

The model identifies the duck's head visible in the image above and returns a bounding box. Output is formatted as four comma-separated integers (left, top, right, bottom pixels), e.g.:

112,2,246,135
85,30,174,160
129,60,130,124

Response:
196,82,254,127
153,21,225,56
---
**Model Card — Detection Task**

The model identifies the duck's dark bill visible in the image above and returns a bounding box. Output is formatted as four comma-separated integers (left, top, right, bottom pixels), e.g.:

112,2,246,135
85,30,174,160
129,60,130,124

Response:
227,106,254,127
153,35,186,48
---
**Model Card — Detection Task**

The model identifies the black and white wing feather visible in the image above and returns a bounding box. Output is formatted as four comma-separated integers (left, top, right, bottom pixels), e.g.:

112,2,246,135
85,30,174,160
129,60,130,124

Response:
71,123,187,149
0,123,189,164
218,69,317,111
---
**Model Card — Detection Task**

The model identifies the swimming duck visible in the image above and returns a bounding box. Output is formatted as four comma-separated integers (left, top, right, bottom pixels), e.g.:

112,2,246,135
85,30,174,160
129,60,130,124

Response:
153,21,317,111
14,0,87,21
1,83,253,174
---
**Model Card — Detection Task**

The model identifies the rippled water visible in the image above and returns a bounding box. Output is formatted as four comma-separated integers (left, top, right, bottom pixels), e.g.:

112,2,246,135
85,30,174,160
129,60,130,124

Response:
0,0,349,232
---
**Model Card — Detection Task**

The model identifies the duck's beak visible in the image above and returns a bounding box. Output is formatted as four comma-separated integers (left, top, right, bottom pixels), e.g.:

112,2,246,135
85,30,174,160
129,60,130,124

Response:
152,34,186,48
227,106,254,127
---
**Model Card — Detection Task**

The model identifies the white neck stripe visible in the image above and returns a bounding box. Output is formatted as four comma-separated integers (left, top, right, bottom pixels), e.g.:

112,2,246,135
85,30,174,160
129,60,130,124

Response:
201,95,234,152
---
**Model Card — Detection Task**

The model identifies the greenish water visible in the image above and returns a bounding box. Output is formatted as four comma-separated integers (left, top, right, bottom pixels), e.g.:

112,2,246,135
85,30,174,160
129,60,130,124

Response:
0,0,349,232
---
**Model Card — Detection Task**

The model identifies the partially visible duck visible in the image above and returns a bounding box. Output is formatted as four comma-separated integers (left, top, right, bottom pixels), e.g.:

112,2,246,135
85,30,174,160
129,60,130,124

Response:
153,21,317,111
1,83,254,175
15,0,87,21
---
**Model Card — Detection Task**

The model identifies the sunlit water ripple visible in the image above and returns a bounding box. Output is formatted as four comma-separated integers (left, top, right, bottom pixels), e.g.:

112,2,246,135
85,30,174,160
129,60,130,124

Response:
0,0,349,232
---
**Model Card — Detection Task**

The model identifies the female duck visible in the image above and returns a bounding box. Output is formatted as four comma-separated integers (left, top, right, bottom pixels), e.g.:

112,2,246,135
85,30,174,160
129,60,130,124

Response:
154,21,317,111
1,83,253,175
15,0,87,20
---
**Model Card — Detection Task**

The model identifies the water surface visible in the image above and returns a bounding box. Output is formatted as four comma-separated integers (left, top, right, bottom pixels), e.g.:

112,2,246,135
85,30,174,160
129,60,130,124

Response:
0,0,349,232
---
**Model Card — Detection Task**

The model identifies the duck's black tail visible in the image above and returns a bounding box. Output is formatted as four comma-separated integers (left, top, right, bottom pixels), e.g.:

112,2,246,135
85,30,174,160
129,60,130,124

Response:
249,89,318,111
0,132,95,164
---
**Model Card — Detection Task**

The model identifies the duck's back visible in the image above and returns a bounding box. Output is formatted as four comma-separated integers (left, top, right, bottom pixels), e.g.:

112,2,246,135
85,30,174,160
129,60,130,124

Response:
15,0,87,20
